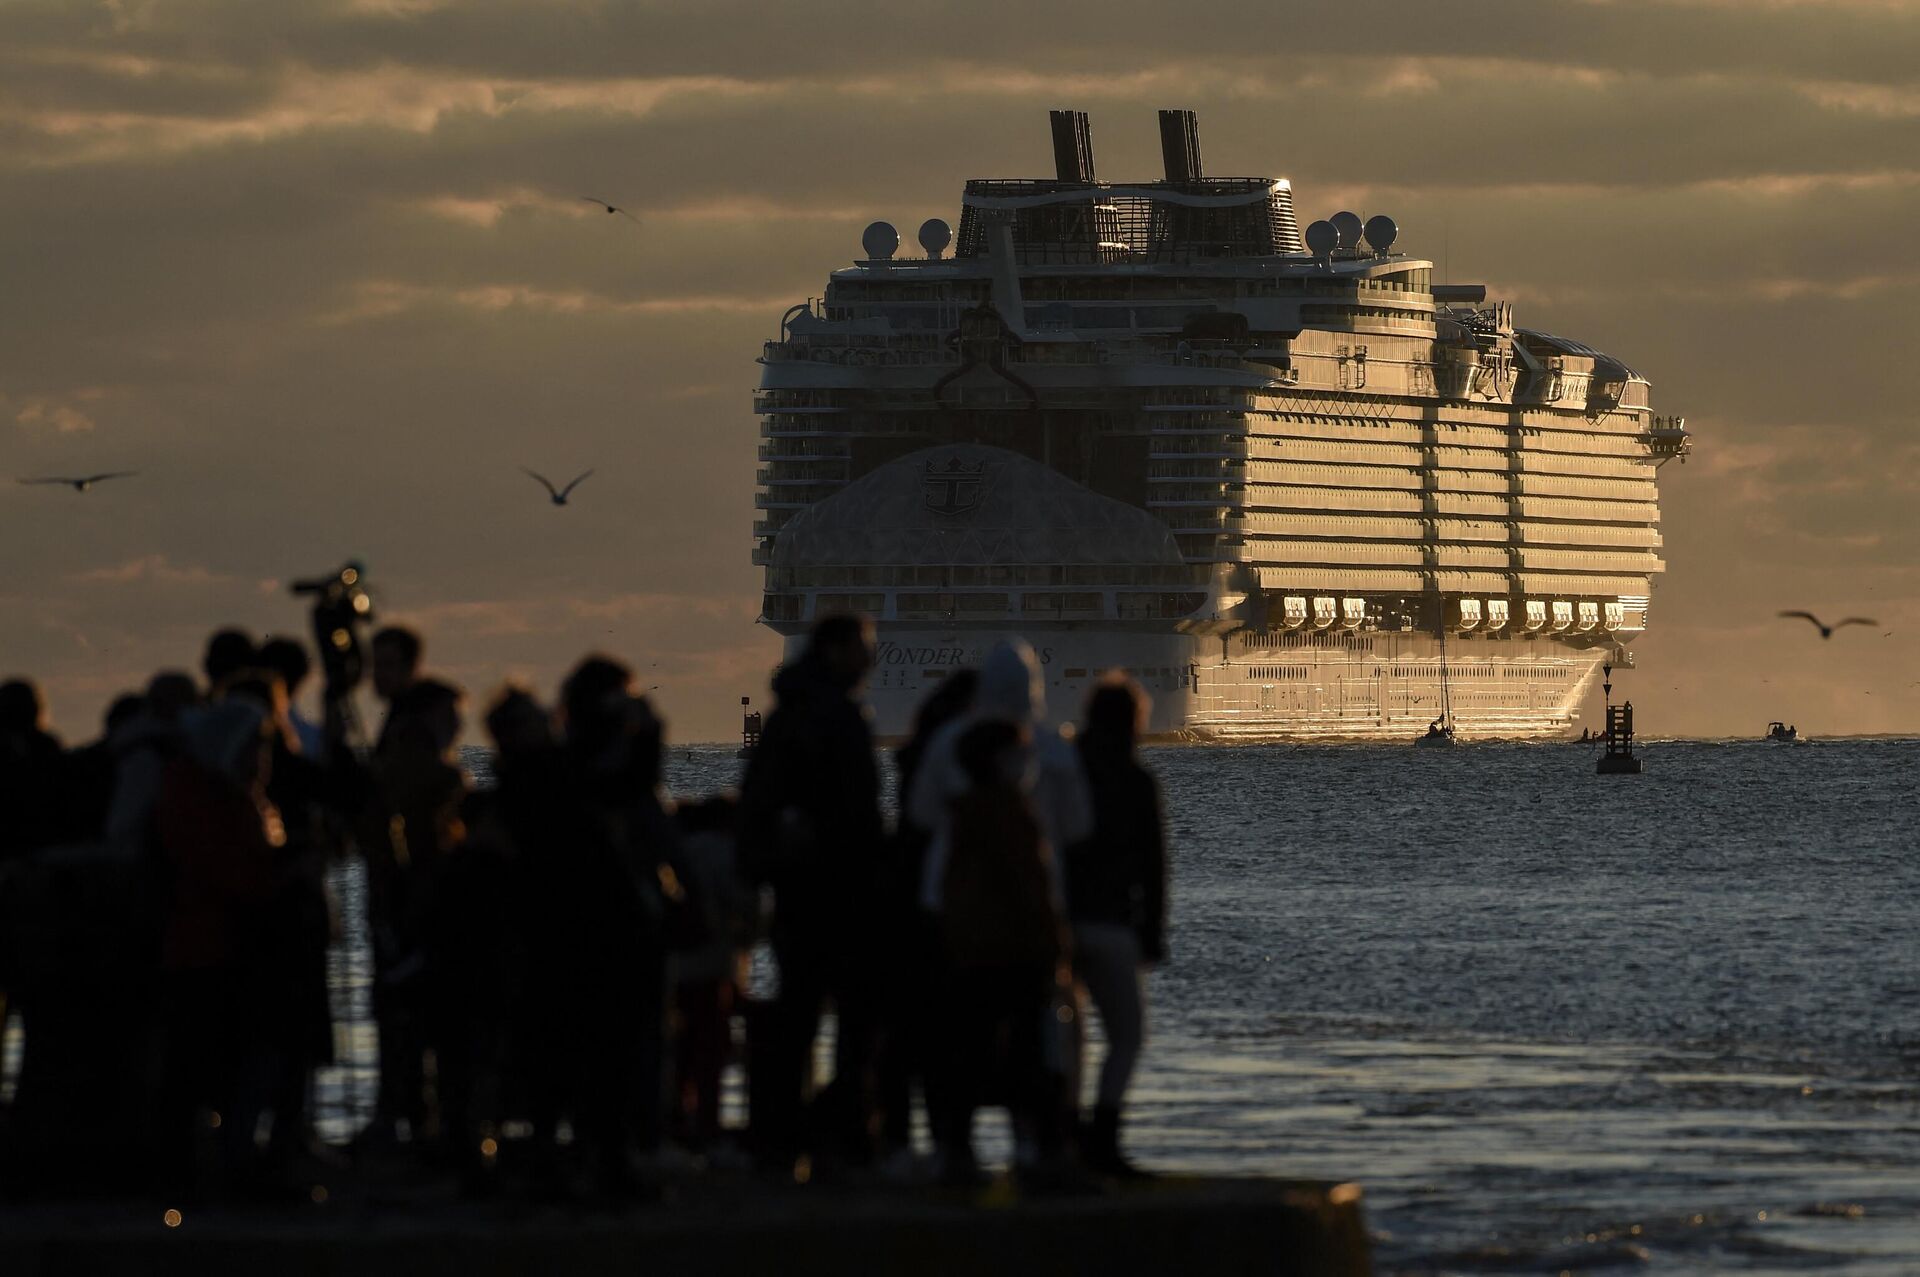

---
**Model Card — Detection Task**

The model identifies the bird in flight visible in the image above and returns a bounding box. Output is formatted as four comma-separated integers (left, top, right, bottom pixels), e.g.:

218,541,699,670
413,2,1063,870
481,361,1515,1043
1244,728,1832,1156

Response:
579,196,641,225
1778,611,1879,639
522,467,594,506
17,471,138,492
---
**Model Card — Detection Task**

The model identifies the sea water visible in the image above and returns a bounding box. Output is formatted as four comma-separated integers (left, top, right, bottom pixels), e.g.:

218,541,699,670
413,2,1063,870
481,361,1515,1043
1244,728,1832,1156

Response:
314,738,1919,1274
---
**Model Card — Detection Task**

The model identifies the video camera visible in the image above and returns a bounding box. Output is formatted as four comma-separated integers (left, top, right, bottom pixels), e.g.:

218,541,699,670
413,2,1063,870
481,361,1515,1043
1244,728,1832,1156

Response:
291,561,374,698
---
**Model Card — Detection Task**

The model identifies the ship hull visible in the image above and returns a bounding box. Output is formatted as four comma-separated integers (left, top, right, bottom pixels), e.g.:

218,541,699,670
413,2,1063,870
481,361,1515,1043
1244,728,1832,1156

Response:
789,627,1609,743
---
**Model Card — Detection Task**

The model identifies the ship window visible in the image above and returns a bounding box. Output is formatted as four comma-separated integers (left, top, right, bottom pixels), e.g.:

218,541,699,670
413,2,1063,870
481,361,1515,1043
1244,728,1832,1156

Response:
1021,592,1105,617
814,593,883,615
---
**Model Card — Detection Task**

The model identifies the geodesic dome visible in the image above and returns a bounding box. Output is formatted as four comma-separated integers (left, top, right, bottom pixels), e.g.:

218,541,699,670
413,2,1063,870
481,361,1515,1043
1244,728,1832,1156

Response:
771,444,1185,570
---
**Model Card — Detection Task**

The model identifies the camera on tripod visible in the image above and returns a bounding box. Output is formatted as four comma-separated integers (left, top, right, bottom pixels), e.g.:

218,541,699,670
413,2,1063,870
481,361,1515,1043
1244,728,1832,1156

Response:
291,561,374,698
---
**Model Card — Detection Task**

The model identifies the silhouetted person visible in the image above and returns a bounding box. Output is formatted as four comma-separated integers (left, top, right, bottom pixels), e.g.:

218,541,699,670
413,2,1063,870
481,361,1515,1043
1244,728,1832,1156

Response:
258,637,325,757
103,673,199,846
218,665,341,1178
546,655,674,1197
669,794,751,1153
62,692,145,839
1065,677,1167,1176
907,640,1090,1181
153,699,284,1192
371,626,424,752
426,689,528,1192
0,678,71,856
739,614,884,1173
878,668,977,1168
202,628,257,694
926,718,1067,1186
357,677,468,1147
477,686,576,1189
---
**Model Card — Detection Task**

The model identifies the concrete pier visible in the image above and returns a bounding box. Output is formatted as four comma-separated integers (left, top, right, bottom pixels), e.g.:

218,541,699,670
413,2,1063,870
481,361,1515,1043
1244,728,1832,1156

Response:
2,1176,1370,1276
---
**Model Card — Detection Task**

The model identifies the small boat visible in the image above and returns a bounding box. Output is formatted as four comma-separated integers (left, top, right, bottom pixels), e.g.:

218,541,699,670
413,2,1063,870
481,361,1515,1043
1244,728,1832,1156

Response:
1765,721,1798,743
1413,628,1457,746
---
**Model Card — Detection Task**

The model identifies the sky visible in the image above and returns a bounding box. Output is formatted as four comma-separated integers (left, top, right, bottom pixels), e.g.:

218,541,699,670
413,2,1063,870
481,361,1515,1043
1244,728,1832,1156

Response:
3,0,1917,743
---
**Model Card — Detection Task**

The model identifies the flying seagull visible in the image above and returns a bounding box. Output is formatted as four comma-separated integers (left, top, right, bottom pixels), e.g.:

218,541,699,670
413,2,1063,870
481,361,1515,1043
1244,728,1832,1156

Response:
17,471,138,492
579,196,641,225
522,467,594,506
1778,611,1879,639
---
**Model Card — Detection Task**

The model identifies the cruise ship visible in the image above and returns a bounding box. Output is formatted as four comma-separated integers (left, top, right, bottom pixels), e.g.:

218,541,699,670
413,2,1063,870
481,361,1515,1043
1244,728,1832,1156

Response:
753,111,1689,740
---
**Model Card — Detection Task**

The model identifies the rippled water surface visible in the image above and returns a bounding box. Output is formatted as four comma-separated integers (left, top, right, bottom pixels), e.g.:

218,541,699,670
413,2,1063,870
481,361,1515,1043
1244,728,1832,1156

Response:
1132,739,1920,1275
319,738,1920,1274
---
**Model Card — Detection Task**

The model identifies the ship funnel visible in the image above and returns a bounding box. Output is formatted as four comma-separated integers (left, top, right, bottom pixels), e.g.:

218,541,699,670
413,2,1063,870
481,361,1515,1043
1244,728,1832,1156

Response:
1049,109,1097,184
1158,108,1204,183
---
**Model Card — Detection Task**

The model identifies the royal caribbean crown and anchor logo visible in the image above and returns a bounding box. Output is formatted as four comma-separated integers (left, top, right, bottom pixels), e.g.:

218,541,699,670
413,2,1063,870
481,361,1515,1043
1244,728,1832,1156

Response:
923,455,989,516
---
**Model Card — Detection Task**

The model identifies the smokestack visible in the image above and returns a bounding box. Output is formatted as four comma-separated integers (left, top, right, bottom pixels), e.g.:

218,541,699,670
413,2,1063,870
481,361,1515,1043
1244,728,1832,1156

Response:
1049,109,1097,184
1158,108,1204,183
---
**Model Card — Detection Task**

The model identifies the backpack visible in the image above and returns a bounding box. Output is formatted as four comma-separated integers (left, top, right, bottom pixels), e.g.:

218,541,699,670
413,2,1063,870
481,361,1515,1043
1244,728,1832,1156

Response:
940,785,1062,971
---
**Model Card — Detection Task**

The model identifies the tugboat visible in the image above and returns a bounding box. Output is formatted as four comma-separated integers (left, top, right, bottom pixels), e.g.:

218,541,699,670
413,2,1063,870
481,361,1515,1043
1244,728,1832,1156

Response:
1765,721,1798,743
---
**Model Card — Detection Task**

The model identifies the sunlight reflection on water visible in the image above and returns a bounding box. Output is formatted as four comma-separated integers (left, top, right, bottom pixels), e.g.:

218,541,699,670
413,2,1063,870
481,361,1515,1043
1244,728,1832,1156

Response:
308,738,1920,1274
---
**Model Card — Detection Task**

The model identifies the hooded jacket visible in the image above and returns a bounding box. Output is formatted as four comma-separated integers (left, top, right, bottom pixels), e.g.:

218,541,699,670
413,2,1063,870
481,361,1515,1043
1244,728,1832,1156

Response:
907,639,1092,913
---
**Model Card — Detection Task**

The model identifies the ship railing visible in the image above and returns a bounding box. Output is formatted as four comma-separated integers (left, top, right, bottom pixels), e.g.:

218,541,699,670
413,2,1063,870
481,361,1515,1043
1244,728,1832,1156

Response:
756,468,849,486
758,443,852,462
764,344,960,368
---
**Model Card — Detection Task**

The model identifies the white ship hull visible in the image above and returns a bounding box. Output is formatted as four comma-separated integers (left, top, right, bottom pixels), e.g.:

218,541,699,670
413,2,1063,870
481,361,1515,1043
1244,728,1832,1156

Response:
792,627,1609,742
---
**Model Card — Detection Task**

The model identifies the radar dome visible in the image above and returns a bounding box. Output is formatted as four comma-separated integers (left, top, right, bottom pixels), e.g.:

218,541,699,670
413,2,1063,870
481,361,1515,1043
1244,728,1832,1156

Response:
917,218,952,259
1330,211,1363,251
861,221,899,260
1363,214,1398,255
1304,220,1337,261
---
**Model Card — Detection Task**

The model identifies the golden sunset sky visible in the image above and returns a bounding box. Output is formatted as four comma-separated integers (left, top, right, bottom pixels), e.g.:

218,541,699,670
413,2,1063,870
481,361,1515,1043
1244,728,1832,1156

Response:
4,0,1917,742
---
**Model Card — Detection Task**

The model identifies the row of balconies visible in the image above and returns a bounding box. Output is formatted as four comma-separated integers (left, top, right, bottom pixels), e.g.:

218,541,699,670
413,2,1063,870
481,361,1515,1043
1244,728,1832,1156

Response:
1148,460,1249,481
1268,595,1642,635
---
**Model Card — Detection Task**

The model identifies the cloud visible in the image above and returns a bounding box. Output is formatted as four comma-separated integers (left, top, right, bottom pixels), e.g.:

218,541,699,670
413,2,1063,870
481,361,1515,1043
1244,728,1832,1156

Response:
71,554,241,586
11,390,104,433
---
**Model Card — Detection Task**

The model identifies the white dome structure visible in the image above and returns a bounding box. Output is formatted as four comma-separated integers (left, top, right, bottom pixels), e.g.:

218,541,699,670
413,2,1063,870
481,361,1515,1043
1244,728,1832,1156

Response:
772,444,1187,572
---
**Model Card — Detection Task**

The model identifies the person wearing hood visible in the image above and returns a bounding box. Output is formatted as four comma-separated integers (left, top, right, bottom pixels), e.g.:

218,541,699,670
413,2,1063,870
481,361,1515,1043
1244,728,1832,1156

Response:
905,639,1091,1184
739,613,884,1173
906,639,1091,916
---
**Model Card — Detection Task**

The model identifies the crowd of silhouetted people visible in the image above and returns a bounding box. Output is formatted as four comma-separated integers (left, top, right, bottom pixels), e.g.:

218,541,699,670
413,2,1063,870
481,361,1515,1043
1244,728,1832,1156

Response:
0,612,1167,1205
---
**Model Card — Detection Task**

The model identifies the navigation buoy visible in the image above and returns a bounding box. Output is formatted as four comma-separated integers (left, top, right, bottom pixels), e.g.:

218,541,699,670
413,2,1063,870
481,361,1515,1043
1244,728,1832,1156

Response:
739,695,761,760
1596,664,1643,774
